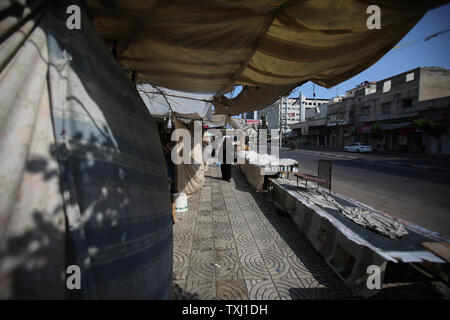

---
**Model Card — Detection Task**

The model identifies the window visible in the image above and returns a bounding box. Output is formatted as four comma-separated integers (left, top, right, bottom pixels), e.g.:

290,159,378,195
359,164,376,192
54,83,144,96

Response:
381,102,391,115
406,72,414,82
383,80,391,93
402,98,413,108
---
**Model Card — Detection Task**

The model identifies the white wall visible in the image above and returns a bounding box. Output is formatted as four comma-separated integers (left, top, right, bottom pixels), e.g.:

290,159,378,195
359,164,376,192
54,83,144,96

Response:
441,132,450,155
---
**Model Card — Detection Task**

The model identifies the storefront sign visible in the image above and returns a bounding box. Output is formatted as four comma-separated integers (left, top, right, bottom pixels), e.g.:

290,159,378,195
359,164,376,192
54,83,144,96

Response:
357,125,371,134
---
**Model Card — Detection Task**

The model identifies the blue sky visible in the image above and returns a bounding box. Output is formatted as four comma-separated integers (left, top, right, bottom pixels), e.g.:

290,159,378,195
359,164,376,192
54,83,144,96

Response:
228,3,450,100
293,3,450,99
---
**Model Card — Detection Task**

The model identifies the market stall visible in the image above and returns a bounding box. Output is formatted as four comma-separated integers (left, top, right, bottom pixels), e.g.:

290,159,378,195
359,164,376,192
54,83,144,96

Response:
237,150,298,192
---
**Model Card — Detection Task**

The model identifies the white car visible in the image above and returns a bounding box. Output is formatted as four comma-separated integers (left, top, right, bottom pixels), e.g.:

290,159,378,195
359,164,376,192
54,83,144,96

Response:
344,143,372,152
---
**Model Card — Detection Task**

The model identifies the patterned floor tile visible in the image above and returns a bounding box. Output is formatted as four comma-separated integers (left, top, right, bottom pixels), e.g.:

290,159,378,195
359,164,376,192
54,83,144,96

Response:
234,231,259,249
245,279,279,300
172,166,351,300
185,280,216,300
238,250,271,280
187,249,215,280
252,231,278,248
173,249,190,280
215,249,244,280
192,235,214,250
173,230,193,250
213,220,232,230
216,280,248,300
214,230,236,250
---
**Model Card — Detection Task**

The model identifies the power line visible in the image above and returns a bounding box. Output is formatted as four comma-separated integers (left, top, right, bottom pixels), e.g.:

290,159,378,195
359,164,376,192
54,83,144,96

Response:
137,89,213,102
389,27,450,53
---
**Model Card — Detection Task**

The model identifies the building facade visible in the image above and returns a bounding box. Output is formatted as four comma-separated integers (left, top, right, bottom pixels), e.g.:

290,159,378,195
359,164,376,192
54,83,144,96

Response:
258,95,329,136
289,67,450,154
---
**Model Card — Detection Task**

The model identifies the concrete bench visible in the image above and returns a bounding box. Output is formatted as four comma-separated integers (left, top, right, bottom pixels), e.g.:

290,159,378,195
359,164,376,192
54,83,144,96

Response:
295,159,332,194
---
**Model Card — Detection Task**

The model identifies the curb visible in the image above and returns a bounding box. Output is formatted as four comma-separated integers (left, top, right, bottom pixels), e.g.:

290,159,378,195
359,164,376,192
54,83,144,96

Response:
287,148,450,173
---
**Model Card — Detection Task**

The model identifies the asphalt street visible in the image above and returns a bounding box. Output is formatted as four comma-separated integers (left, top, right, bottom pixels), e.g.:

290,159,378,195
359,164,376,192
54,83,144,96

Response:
280,148,450,238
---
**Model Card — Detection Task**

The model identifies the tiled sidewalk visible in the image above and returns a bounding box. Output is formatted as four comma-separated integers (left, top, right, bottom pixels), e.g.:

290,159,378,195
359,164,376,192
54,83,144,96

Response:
172,165,352,300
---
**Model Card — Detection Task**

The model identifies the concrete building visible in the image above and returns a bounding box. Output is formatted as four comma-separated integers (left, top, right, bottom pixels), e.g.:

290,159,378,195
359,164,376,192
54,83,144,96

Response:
326,95,356,148
258,95,328,136
354,67,450,153
244,110,258,120
282,96,299,132
289,67,450,154
299,93,329,123
290,96,341,146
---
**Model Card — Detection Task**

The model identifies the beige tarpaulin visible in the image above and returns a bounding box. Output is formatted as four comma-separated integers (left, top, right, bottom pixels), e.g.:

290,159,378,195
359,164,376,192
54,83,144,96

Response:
0,3,66,297
173,117,205,196
213,82,301,115
1,1,173,299
85,0,446,114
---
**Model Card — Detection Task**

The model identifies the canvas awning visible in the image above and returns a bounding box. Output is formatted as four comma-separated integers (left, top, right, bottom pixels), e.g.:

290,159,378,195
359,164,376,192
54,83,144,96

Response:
85,0,447,114
138,84,213,120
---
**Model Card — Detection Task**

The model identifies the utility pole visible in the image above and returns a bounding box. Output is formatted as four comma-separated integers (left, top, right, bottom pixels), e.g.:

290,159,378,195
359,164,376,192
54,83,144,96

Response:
285,96,288,134
313,84,318,113
279,97,283,147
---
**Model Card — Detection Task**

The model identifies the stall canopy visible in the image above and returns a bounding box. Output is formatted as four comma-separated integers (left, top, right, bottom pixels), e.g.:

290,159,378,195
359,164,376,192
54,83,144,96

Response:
85,0,447,115
204,114,258,133
138,84,214,120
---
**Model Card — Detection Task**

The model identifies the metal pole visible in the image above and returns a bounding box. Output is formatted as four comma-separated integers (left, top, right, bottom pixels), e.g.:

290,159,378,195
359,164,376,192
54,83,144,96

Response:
284,97,287,135
279,97,282,147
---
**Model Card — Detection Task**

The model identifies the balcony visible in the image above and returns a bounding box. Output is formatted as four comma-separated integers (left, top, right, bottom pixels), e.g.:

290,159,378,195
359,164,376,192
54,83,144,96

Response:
326,118,354,127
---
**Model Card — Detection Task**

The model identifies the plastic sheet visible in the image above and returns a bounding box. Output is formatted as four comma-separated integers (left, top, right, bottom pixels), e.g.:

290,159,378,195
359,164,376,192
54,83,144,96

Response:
173,118,205,196
138,83,213,120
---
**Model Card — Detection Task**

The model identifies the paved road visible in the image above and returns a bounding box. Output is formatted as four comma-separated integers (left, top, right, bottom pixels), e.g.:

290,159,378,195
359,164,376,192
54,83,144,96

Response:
280,149,450,238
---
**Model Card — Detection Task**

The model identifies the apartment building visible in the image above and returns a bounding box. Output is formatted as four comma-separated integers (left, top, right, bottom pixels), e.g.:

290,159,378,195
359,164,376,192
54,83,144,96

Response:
291,97,341,145
354,67,450,153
